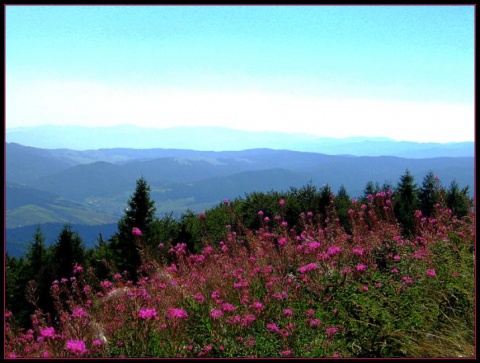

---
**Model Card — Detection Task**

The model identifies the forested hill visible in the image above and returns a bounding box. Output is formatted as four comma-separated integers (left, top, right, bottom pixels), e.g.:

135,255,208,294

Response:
6,142,474,234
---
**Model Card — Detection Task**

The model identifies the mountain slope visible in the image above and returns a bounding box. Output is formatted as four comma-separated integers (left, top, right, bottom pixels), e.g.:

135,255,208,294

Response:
6,143,474,230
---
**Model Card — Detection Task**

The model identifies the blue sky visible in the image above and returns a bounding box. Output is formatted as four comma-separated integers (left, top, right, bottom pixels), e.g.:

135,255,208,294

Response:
5,5,474,142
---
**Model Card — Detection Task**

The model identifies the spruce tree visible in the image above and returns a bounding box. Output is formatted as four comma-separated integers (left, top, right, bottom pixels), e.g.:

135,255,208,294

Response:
109,176,157,281
6,253,30,329
24,227,53,316
418,171,442,217
446,180,472,219
393,170,419,237
51,224,86,280
334,185,352,234
318,184,334,224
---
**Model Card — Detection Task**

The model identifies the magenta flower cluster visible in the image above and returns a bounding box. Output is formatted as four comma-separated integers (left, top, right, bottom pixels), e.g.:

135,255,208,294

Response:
132,227,143,236
298,262,317,274
65,339,88,355
40,327,55,339
138,307,158,320
167,308,188,319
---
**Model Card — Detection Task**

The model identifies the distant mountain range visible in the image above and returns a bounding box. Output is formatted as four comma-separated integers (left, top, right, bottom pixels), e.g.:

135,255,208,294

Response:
6,125,474,158
5,138,474,257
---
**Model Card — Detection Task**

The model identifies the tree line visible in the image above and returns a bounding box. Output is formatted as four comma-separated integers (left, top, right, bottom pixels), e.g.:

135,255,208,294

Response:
5,171,473,330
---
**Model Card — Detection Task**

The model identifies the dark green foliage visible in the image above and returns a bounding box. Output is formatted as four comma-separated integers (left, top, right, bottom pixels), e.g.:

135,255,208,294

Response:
363,181,380,200
5,253,30,329
318,184,334,225
393,170,419,237
176,209,204,254
85,234,116,281
118,176,157,237
109,176,157,280
446,180,472,219
24,227,55,319
418,171,443,217
335,185,352,234
234,190,285,231
149,213,182,261
51,223,86,280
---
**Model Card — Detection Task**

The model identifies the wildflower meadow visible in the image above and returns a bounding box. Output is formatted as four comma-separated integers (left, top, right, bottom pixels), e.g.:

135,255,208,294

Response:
5,190,475,358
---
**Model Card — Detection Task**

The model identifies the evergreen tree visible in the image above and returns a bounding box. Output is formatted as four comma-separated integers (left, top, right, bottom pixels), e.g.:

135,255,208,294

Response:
334,185,352,234
5,253,30,329
24,227,53,317
318,184,334,224
418,171,443,217
51,224,86,280
118,176,157,238
109,176,157,281
393,170,419,237
446,180,472,219
285,183,320,230
364,181,380,197
86,234,114,281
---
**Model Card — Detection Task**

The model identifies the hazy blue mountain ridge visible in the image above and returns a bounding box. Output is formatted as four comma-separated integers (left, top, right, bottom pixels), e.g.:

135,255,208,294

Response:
7,143,474,226
6,125,474,158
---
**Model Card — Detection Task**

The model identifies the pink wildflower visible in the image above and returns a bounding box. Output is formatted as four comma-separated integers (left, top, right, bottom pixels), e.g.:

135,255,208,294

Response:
221,303,237,312
132,227,142,236
356,264,367,272
138,307,158,320
167,308,188,319
326,326,339,337
283,308,293,316
251,301,264,311
241,313,256,327
298,262,317,274
281,350,292,357
425,269,436,277
309,318,321,327
73,264,83,274
266,323,280,333
210,309,224,319
327,246,342,256
72,307,88,319
113,273,122,280
211,290,221,299
352,247,364,255
194,293,206,303
65,340,88,355
101,280,113,289
279,199,286,206
40,327,55,339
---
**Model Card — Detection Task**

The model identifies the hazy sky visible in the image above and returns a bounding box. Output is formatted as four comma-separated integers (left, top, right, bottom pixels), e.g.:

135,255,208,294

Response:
5,5,474,142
